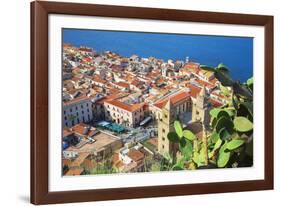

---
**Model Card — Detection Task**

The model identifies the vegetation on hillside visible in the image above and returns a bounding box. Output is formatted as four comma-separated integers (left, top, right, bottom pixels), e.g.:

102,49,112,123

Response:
167,63,253,170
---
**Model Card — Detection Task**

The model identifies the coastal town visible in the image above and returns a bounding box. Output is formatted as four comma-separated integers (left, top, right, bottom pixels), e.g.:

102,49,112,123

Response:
62,43,231,175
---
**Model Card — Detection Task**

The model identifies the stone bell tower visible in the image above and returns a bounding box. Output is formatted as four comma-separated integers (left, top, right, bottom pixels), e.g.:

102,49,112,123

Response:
158,99,176,156
192,86,211,126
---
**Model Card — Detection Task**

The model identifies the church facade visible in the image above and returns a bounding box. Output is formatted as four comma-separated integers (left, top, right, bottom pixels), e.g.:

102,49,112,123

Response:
156,91,192,156
157,87,212,157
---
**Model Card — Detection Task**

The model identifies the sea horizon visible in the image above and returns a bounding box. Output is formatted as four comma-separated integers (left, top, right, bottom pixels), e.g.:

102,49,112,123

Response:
63,29,253,82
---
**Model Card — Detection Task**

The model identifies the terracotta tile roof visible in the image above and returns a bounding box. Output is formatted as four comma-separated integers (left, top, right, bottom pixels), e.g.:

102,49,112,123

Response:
71,76,81,82
63,95,90,106
82,57,92,63
105,99,144,112
123,161,138,171
147,137,158,147
62,159,72,167
92,76,107,84
112,152,127,170
72,123,90,136
95,94,120,105
209,98,223,107
63,43,72,48
115,161,125,169
154,91,190,109
63,129,73,138
71,152,90,167
130,103,145,112
146,72,159,79
108,88,120,94
71,123,98,137
183,62,200,72
153,101,166,109
65,168,84,176
114,81,130,89
131,79,143,87
79,47,92,52
195,79,216,89
124,74,135,82
127,149,144,162
186,84,201,98
211,91,225,99
105,99,131,111
121,58,129,63
210,78,219,84
68,89,81,96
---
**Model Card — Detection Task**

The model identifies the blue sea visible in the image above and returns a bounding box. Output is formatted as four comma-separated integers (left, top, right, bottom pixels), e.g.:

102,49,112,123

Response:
63,29,253,82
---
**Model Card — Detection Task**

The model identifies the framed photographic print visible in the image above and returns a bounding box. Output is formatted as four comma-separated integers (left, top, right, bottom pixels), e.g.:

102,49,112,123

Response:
31,1,274,204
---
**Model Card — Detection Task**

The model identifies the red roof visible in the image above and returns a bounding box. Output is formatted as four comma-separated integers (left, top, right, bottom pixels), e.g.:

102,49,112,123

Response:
72,123,90,136
131,79,144,87
79,47,92,52
128,149,144,162
147,137,158,147
83,57,92,62
210,78,218,84
63,43,72,48
105,99,144,112
65,168,84,176
95,94,120,105
114,81,130,89
92,76,107,84
211,92,225,99
195,79,216,89
183,62,200,72
71,76,81,82
63,95,90,106
209,99,223,107
154,91,190,109
62,159,72,167
186,84,201,98
112,153,120,165
71,152,90,167
63,129,73,138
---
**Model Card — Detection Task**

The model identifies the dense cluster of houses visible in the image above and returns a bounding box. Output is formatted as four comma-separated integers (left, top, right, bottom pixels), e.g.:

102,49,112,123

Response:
62,43,230,175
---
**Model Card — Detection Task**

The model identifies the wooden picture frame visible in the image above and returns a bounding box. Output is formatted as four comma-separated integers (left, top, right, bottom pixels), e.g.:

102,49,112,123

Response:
31,1,274,204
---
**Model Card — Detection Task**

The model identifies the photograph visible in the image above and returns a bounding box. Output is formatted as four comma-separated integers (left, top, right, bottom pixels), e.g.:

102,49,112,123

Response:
29,1,274,204
61,29,254,176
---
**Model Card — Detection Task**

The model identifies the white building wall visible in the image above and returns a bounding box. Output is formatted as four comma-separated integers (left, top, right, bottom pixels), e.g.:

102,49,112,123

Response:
63,99,93,127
